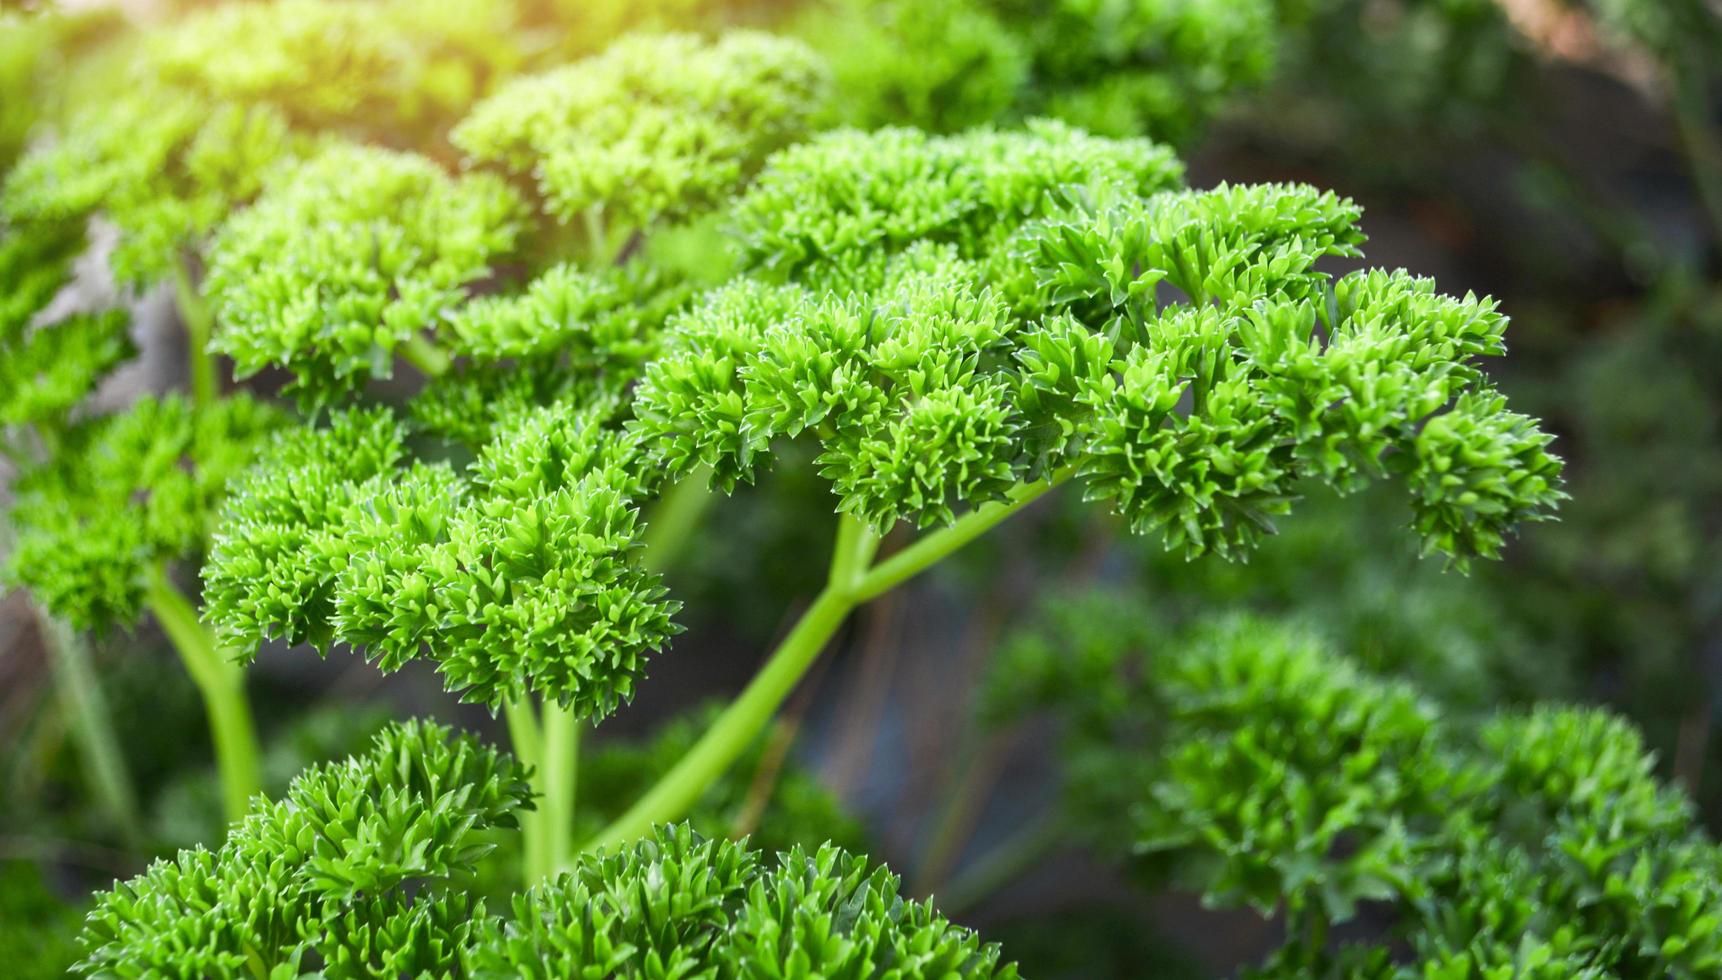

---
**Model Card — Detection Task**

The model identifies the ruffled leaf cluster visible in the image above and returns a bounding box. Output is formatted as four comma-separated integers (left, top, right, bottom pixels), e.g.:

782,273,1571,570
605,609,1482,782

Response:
729,120,1184,290
469,823,1017,978
415,261,693,444
0,217,134,433
2,86,301,285
1,0,526,285
638,126,1561,563
989,603,1722,978
454,31,828,228
202,404,677,717
76,723,1014,978
0,7,72,171
75,720,532,979
796,0,1283,143
1014,0,1282,142
795,0,1031,133
204,143,526,402
145,0,522,130
6,393,285,632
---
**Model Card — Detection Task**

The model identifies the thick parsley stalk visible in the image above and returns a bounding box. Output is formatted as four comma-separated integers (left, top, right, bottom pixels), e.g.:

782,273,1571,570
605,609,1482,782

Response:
142,563,260,824
588,476,1069,852
170,258,217,407
583,512,878,852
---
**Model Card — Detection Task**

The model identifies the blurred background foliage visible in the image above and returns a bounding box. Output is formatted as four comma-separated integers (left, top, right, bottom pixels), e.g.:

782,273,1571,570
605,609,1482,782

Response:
1,0,1718,976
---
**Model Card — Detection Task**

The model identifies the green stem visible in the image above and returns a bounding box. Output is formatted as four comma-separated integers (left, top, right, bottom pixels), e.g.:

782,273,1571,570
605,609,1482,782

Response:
541,700,578,876
641,465,712,574
582,207,611,265
584,473,1067,852
852,471,1069,603
34,602,143,847
502,698,546,883
584,514,878,852
171,258,217,407
399,334,452,379
143,563,261,825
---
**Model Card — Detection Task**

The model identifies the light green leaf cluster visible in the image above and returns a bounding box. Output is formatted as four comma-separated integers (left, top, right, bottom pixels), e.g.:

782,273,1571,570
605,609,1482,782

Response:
990,605,1722,978
453,31,829,227
204,144,527,402
5,394,285,632
75,720,532,979
1133,618,1442,919
796,0,1283,142
146,0,521,130
203,403,677,717
729,120,1185,289
1018,0,1282,142
470,823,1017,978
0,308,132,431
518,0,800,59
638,125,1560,562
795,0,1030,133
0,0,526,286
76,724,1014,978
0,218,134,433
0,8,68,172
419,262,692,442
2,87,300,286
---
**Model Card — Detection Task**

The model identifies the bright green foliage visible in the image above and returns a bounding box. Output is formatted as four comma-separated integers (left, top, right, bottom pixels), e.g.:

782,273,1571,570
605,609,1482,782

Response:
204,143,526,402
6,394,285,632
0,9,65,172
989,607,1722,978
0,310,131,430
0,218,83,343
797,0,1283,142
74,720,531,979
796,0,1030,132
468,823,1018,978
0,0,525,286
2,86,301,286
418,261,692,443
454,31,828,228
637,125,1561,561
729,121,1184,289
1134,619,1442,922
0,217,135,433
76,724,1012,978
144,0,521,130
516,0,801,59
1011,0,1281,141
203,404,678,717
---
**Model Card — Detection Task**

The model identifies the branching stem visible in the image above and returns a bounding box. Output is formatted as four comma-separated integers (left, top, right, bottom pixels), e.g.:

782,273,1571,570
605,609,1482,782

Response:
143,563,261,825
502,698,546,880
853,471,1070,602
585,471,1068,853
